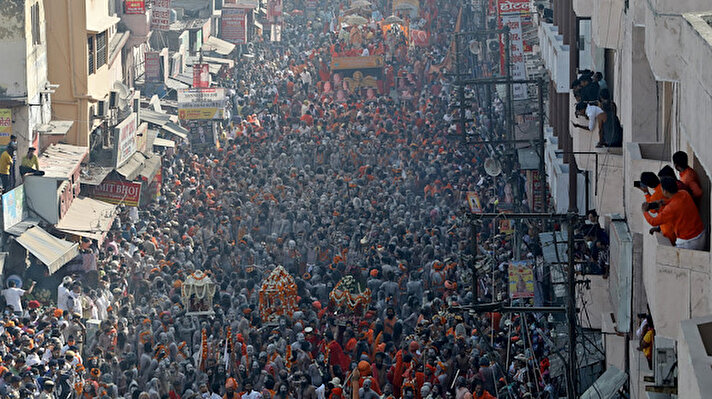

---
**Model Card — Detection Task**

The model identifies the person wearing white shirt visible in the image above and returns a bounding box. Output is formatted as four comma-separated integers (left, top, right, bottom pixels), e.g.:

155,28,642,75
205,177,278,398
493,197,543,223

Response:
57,277,73,312
572,101,604,132
2,280,34,314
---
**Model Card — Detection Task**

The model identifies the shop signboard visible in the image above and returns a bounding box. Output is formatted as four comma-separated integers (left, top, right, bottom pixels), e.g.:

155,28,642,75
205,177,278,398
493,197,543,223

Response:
144,51,161,82
193,63,210,88
151,0,171,31
2,185,25,232
114,113,137,167
177,88,226,120
498,0,529,100
91,180,142,207
221,8,247,44
0,109,11,146
124,0,145,14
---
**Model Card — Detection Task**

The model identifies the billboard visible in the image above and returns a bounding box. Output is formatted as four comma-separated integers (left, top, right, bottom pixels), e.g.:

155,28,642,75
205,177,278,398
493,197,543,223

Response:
498,0,529,100
2,185,25,232
0,109,11,146
508,261,535,299
144,51,161,82
114,113,137,167
268,0,282,19
177,88,226,120
124,0,145,14
193,63,210,88
151,0,171,31
221,8,247,44
91,180,142,207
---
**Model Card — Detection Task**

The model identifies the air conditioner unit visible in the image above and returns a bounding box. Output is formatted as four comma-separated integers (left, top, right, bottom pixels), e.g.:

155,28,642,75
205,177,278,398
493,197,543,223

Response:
97,101,107,118
653,337,677,387
109,91,118,108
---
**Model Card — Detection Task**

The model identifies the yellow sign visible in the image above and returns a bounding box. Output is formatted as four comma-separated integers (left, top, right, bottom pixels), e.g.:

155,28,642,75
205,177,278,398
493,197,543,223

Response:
0,109,11,145
508,261,535,299
178,108,225,120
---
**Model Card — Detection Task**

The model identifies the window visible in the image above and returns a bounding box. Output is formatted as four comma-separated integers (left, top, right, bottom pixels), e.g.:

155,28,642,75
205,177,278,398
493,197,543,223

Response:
96,31,107,68
88,36,94,74
31,3,40,45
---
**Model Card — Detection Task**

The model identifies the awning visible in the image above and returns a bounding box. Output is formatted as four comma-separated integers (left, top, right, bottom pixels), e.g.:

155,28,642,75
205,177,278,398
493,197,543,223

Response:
163,122,188,139
116,152,147,181
203,36,236,56
153,137,175,148
80,163,114,186
140,109,172,126
108,31,130,67
16,227,79,275
35,120,74,135
87,15,121,34
580,366,627,399
55,197,117,242
38,144,89,179
166,78,189,90
139,153,161,180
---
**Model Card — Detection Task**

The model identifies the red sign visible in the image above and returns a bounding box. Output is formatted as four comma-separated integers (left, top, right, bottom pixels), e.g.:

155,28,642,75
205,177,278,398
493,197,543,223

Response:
498,0,530,14
221,8,247,44
151,0,172,31
145,51,161,81
124,0,145,14
268,0,282,19
193,64,210,88
91,180,142,207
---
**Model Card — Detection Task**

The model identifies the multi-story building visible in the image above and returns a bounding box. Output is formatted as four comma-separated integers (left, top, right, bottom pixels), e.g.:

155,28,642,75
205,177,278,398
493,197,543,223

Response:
539,0,712,397
0,0,71,158
45,0,127,147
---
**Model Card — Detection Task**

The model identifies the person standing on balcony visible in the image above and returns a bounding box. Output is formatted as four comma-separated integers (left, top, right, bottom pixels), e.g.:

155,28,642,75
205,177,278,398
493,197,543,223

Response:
637,172,676,244
572,101,603,132
642,177,705,250
672,151,703,202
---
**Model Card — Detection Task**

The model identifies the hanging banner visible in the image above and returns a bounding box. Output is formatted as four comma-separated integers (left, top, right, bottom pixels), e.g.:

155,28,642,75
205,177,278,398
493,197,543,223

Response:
0,109,11,146
193,64,210,88
466,192,482,213
177,88,226,120
224,0,258,8
151,0,172,31
124,0,145,14
114,113,137,167
91,180,142,207
268,0,282,19
144,51,161,82
508,260,535,299
221,8,248,44
498,0,529,100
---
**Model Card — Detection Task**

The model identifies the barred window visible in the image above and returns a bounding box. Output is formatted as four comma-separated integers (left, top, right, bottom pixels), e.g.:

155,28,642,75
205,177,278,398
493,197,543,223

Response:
96,31,107,68
88,36,94,74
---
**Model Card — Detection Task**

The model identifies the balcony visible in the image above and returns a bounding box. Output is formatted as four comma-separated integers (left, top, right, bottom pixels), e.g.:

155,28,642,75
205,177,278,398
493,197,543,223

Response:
642,231,711,339
679,315,712,399
573,0,593,18
644,0,712,81
569,94,624,216
624,142,670,235
538,21,570,93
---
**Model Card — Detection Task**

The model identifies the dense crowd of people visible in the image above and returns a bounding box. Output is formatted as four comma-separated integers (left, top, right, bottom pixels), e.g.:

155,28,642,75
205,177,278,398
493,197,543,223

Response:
0,1,572,399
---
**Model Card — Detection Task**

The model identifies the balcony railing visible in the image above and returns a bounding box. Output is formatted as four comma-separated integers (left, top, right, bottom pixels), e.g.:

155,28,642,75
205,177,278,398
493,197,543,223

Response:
569,93,624,215
643,231,711,339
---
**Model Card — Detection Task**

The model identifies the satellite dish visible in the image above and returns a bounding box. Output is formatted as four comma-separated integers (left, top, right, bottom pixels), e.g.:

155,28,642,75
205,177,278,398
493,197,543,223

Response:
113,81,132,111
484,157,502,177
468,40,481,55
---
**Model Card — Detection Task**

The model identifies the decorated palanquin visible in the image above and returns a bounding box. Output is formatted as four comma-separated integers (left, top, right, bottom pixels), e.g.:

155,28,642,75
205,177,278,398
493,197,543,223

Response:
329,275,371,317
259,266,298,322
181,270,217,315
328,55,385,99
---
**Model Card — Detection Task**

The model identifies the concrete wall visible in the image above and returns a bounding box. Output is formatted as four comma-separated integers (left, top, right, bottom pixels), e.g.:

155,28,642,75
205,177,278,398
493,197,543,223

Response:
642,231,711,339
0,0,27,97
